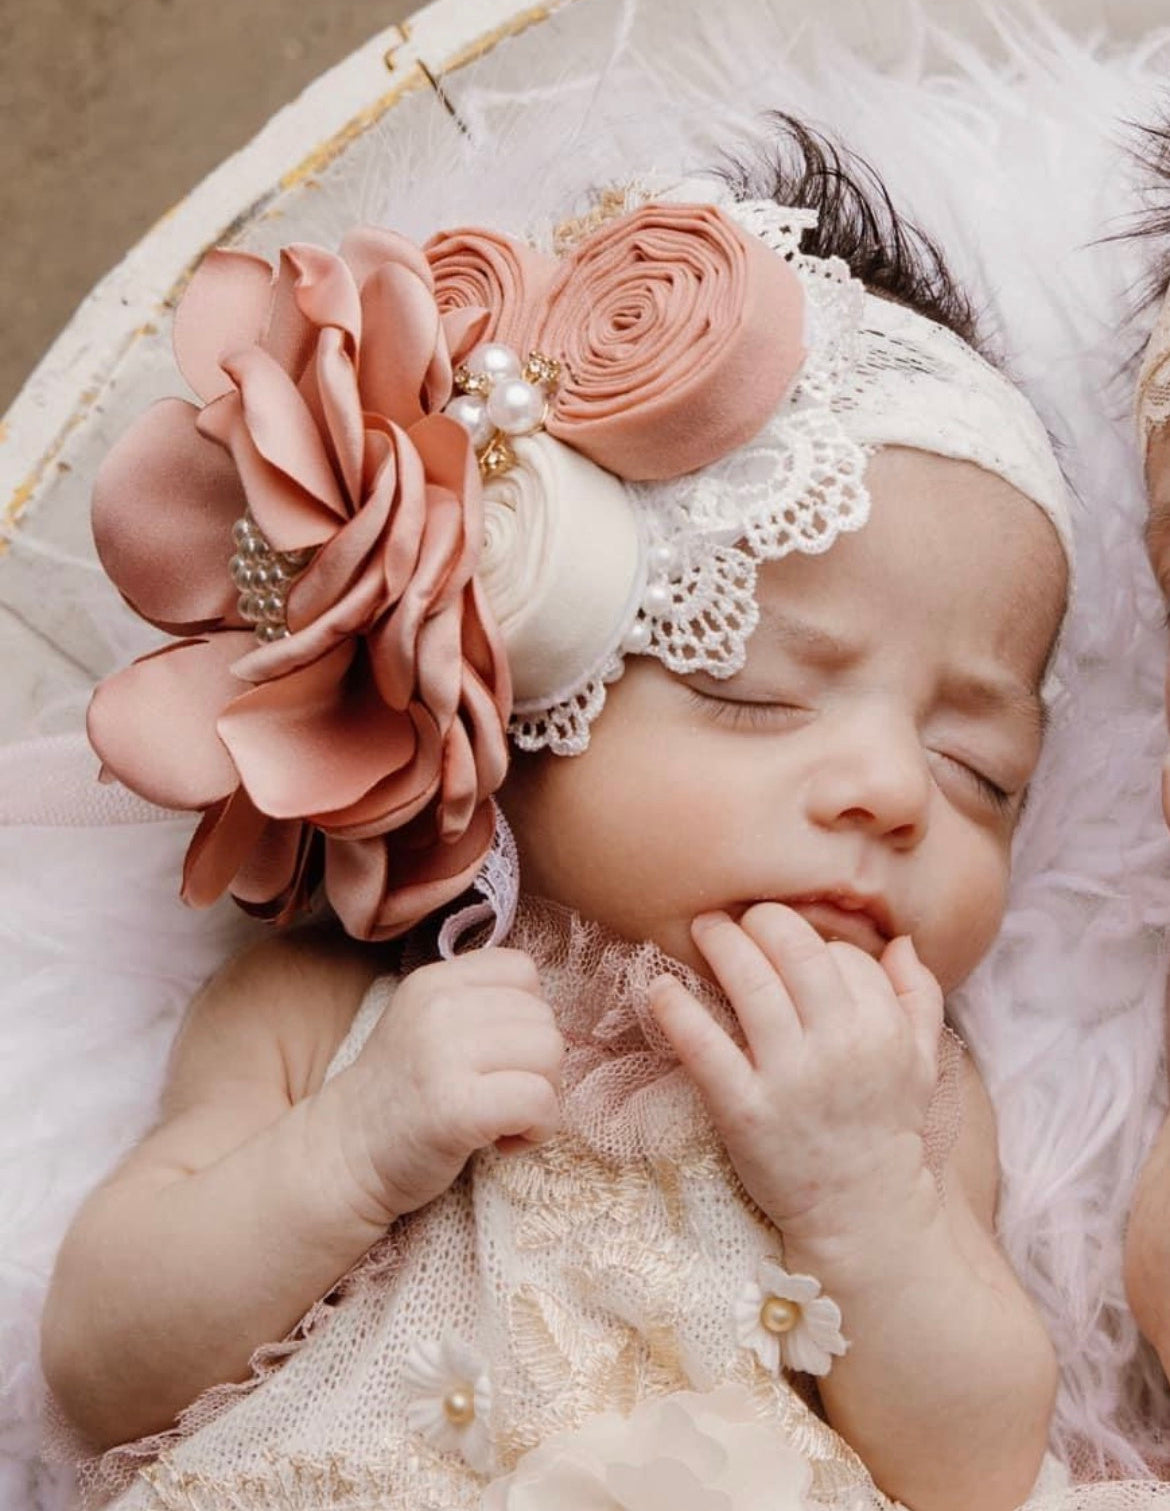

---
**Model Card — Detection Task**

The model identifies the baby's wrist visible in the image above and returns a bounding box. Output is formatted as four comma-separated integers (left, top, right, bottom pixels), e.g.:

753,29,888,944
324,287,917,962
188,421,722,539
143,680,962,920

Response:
295,1076,408,1240
773,1142,941,1280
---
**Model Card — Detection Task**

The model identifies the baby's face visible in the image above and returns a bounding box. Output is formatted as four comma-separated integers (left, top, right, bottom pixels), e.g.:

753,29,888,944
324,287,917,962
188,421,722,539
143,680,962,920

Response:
505,446,1068,992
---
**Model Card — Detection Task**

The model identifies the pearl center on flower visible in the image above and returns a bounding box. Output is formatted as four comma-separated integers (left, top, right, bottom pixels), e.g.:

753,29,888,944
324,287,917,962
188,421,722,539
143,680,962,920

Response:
228,512,314,642
442,1385,476,1426
444,341,562,479
759,1295,801,1335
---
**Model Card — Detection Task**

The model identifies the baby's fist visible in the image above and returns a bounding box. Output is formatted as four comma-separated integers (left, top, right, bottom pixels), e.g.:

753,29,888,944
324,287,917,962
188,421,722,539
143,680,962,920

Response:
324,949,564,1226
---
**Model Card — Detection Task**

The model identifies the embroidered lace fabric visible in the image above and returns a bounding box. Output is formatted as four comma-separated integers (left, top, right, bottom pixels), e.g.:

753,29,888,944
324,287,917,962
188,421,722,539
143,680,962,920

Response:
83,898,977,1511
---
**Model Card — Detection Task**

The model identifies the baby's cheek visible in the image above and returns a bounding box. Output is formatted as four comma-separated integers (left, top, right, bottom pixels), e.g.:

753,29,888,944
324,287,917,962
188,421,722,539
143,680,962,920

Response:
924,853,1011,995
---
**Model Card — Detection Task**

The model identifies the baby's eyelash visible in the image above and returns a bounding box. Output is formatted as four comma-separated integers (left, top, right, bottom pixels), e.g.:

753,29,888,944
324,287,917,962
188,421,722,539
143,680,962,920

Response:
938,752,1014,814
684,688,800,728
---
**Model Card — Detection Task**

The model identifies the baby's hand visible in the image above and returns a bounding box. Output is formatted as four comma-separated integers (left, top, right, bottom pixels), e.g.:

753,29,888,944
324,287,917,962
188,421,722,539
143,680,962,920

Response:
324,949,564,1228
649,904,943,1242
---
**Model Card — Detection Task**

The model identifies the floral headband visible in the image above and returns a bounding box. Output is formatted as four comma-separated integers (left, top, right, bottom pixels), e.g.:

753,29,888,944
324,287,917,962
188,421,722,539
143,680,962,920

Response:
88,182,1070,941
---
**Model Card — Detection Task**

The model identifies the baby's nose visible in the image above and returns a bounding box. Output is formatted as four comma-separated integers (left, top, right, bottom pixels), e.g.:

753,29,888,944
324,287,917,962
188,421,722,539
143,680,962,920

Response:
807,721,931,846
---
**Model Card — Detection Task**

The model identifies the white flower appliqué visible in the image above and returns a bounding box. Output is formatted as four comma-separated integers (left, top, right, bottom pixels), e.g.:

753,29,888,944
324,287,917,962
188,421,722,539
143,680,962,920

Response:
735,1257,848,1378
479,1384,813,1510
402,1335,493,1473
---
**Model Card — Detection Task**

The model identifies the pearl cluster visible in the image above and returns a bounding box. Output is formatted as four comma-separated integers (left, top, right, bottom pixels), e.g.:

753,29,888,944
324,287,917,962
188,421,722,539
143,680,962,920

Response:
444,341,561,478
620,540,684,654
228,513,314,642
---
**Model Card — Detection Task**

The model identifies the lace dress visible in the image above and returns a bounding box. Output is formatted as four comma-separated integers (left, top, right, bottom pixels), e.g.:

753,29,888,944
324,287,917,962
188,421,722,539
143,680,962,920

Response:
83,900,1153,1511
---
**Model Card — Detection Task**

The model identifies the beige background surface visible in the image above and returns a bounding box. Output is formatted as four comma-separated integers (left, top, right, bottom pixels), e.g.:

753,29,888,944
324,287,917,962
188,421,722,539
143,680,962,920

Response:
2,0,1169,416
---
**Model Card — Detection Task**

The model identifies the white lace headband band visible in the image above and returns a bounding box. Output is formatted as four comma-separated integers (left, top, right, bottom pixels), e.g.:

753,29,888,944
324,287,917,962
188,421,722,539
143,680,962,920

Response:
491,195,1072,755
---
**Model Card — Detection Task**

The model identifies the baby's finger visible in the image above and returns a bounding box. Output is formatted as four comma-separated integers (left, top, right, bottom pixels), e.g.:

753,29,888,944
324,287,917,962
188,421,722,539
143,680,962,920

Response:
688,912,803,1061
648,973,754,1106
474,1070,561,1149
466,1014,566,1081
432,947,543,993
738,904,850,1033
881,935,944,1068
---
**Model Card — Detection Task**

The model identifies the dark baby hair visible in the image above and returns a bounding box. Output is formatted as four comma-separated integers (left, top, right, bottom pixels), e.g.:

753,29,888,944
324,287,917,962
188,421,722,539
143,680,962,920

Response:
720,113,986,355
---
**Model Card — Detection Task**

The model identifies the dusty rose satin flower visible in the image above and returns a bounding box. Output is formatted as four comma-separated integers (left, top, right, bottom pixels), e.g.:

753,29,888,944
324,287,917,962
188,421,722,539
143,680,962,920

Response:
426,226,558,360
479,1385,814,1511
89,228,511,939
538,202,806,481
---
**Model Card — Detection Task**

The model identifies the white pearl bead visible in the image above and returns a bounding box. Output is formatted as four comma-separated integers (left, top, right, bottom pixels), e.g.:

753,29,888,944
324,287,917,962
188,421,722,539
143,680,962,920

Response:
443,393,495,451
231,517,254,547
648,542,677,576
466,341,522,384
238,593,261,622
641,581,673,618
621,618,652,654
486,378,545,437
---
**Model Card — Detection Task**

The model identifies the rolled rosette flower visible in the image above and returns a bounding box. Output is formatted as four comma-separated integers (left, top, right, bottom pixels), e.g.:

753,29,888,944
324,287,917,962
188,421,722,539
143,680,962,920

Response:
537,201,807,481
479,1385,815,1510
479,434,642,707
425,226,559,361
88,228,512,940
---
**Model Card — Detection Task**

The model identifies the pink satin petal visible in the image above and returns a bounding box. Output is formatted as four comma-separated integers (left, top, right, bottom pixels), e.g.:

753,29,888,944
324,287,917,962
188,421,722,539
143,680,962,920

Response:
285,442,398,628
173,249,274,403
313,326,365,506
230,559,385,684
93,398,247,634
357,261,444,427
181,787,267,907
286,243,363,346
366,488,463,711
323,800,494,941
87,635,252,809
442,306,491,367
310,704,443,841
373,424,428,601
231,818,320,918
459,661,511,800
221,347,347,517
409,415,482,603
218,641,422,819
412,601,464,732
462,576,513,721
340,226,435,292
436,718,478,841
198,392,340,551
264,252,319,377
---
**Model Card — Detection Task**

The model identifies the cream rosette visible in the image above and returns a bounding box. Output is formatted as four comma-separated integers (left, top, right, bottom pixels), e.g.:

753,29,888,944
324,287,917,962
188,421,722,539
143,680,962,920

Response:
479,433,644,710
479,1385,815,1511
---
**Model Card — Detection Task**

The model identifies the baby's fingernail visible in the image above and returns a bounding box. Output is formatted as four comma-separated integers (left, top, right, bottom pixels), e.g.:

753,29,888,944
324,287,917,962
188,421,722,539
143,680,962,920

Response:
691,910,729,933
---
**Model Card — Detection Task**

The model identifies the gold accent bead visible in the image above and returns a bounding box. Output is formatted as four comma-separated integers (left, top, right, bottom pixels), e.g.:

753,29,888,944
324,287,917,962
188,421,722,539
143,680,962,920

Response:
759,1295,801,1335
454,365,490,398
442,1386,475,1426
521,351,563,390
479,433,517,478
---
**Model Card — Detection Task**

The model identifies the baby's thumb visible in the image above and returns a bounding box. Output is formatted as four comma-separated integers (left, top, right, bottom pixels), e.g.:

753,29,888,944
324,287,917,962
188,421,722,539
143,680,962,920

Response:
882,935,944,1066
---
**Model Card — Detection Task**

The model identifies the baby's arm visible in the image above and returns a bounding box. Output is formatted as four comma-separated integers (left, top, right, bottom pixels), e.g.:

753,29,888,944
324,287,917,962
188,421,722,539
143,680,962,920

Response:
651,905,1056,1511
41,931,562,1450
